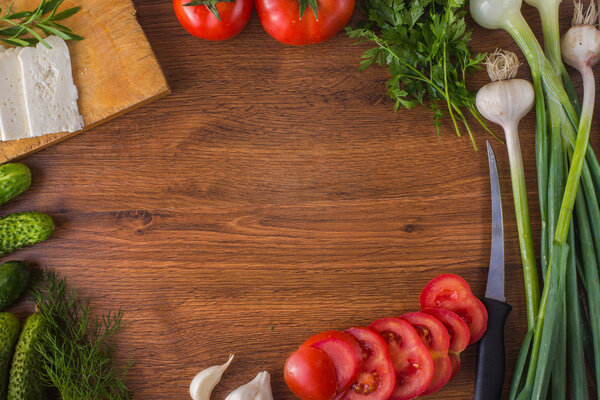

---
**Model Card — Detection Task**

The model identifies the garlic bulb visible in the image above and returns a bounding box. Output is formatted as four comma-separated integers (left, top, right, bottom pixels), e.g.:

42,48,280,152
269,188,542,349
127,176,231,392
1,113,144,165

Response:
476,79,534,130
561,0,600,71
189,354,234,400
476,50,534,131
224,371,273,400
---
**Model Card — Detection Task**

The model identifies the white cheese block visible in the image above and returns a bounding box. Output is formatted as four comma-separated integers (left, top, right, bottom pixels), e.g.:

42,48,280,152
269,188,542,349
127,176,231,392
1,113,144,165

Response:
0,47,30,141
18,36,83,137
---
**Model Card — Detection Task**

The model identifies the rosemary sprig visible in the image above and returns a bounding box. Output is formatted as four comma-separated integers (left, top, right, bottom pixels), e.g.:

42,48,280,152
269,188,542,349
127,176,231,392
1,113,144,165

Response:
30,269,131,400
0,0,82,48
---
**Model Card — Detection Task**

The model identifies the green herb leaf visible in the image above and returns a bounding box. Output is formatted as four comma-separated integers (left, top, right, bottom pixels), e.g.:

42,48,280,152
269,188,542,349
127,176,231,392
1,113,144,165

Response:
0,36,31,46
0,0,82,48
49,6,81,21
5,11,32,20
347,0,489,147
30,270,131,400
183,0,235,22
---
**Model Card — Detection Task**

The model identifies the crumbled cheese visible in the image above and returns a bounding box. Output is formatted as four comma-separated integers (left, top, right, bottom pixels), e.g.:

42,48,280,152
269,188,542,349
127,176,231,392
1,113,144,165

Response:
18,36,83,138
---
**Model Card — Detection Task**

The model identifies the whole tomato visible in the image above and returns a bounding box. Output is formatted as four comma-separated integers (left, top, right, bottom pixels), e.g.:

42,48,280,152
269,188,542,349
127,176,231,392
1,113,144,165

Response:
255,0,355,45
284,346,337,400
173,0,253,41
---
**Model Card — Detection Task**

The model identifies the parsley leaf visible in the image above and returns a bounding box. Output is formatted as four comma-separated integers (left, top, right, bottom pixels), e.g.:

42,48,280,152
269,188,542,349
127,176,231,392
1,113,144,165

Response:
347,0,496,149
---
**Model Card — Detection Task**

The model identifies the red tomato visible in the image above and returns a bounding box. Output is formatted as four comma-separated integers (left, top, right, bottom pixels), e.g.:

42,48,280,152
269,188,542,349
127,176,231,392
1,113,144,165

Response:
254,0,355,45
173,0,253,41
400,312,453,396
285,346,337,400
420,274,488,344
301,331,363,395
369,318,434,400
421,307,470,377
341,327,396,400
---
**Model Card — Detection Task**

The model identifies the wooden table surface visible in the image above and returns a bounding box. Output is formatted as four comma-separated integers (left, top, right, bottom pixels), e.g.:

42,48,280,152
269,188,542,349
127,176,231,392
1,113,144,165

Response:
3,1,596,399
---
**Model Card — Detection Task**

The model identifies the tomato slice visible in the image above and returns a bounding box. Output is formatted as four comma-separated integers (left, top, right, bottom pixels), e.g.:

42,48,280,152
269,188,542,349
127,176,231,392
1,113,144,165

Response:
420,274,488,344
369,318,433,400
421,307,470,377
341,327,396,400
284,346,337,400
399,312,452,396
301,331,363,395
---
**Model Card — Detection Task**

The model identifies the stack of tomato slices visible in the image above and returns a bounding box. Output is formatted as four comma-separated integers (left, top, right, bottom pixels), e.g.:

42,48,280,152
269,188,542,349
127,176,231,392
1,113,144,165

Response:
284,274,488,400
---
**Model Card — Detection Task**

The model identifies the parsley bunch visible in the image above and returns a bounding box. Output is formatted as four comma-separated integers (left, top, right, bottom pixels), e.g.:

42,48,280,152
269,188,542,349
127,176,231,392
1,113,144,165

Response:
347,0,496,148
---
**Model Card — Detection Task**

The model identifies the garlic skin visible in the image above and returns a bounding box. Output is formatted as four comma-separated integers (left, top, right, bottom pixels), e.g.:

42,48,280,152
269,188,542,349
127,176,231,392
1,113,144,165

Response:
476,79,535,130
224,371,273,400
561,25,600,71
189,354,235,400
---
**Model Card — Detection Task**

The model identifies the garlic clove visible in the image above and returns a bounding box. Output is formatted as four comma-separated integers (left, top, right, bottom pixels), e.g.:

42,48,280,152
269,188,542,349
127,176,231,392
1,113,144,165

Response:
224,371,273,400
189,354,235,400
253,372,274,400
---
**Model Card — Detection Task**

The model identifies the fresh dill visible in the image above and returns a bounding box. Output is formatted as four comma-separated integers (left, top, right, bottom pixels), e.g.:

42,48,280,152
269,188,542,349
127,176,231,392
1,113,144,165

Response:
0,0,82,48
30,269,131,400
346,0,496,149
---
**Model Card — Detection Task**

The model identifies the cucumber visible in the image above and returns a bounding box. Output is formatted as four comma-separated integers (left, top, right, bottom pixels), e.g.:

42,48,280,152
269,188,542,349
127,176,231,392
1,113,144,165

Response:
0,313,20,400
0,212,54,257
0,262,30,311
7,314,46,400
0,164,31,206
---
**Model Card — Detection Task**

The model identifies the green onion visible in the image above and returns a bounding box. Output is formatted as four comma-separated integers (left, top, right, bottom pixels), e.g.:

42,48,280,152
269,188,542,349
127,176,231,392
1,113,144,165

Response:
471,0,600,398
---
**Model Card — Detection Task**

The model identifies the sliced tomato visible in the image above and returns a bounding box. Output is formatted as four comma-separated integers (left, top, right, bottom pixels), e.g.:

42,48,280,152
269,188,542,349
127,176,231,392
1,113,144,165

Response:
400,312,452,395
369,318,433,400
284,346,337,400
421,307,470,377
301,331,363,395
341,327,396,400
420,274,488,344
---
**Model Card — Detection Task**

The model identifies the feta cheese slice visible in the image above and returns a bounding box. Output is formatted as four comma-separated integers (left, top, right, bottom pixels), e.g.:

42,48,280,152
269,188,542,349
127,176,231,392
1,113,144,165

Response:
0,47,30,141
18,36,83,137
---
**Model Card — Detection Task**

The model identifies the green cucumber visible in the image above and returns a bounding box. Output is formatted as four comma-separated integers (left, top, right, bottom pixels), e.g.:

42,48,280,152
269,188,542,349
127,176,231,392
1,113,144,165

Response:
0,164,31,206
0,262,30,311
0,212,54,257
0,313,20,400
7,314,46,400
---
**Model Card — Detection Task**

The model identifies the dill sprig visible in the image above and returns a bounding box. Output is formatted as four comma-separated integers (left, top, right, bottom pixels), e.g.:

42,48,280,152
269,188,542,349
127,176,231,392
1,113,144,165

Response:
30,269,131,400
0,0,82,48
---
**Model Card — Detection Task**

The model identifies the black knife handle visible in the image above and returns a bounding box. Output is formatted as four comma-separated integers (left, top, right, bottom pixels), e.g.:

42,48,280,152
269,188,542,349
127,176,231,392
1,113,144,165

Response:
473,297,512,400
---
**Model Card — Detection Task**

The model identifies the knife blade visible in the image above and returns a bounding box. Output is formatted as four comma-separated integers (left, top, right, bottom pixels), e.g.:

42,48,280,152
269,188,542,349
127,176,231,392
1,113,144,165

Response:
473,141,512,400
486,140,505,303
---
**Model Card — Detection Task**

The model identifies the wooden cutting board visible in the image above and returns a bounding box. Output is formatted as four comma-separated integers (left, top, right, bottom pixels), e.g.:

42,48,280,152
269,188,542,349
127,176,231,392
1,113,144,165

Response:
0,0,170,163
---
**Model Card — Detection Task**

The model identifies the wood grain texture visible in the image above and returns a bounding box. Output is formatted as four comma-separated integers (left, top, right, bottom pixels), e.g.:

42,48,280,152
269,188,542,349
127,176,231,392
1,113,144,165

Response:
0,0,170,163
2,1,597,399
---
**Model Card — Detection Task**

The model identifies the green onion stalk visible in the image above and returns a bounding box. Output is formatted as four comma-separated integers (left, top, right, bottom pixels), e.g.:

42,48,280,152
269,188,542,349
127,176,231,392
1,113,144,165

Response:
475,50,537,331
526,0,600,193
470,0,600,398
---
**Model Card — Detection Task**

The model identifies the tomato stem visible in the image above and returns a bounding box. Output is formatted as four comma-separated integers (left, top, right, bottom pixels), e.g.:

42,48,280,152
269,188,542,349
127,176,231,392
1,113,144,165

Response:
298,0,318,20
183,0,235,21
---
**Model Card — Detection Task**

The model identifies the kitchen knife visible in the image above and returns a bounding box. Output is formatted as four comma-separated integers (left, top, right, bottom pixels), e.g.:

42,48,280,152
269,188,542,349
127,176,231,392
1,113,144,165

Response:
473,141,512,400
